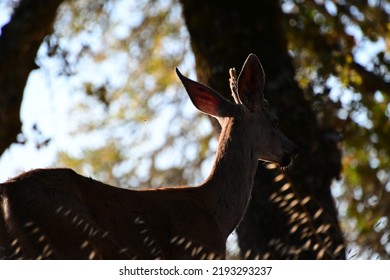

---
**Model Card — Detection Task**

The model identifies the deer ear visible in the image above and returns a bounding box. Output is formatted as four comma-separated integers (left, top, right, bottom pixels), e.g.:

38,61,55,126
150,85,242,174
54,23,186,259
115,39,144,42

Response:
237,54,265,112
176,68,236,118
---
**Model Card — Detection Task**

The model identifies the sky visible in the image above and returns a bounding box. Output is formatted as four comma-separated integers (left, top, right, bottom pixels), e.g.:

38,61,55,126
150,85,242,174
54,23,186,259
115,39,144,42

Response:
0,68,76,181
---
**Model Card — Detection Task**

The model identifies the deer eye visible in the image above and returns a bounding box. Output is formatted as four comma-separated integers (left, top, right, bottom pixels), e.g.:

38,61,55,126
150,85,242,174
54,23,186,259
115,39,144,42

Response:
272,120,279,128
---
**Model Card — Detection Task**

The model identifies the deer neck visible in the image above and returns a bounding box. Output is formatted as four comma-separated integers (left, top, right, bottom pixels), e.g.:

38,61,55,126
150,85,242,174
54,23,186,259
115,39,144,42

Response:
201,113,259,239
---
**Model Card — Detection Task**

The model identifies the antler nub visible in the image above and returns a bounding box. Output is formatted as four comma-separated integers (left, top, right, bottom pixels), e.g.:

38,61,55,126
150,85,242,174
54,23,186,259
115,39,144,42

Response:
229,68,240,104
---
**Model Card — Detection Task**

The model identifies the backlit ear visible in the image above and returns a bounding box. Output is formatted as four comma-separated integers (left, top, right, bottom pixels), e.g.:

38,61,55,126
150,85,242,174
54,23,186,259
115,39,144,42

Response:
237,54,265,112
176,68,236,118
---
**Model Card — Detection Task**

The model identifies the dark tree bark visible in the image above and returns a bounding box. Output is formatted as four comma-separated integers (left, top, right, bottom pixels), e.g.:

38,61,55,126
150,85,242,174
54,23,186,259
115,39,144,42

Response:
0,0,64,156
180,0,345,259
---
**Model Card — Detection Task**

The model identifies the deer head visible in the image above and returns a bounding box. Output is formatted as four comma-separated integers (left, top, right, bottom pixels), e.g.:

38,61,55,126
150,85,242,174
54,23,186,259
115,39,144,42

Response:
176,54,297,167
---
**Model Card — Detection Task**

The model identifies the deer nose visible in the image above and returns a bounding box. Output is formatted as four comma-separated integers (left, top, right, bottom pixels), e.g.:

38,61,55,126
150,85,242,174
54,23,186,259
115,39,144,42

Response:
292,144,299,157
286,141,298,158
283,143,298,167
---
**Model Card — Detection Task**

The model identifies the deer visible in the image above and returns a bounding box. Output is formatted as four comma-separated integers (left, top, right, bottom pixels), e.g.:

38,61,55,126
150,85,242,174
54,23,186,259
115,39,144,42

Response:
0,54,297,259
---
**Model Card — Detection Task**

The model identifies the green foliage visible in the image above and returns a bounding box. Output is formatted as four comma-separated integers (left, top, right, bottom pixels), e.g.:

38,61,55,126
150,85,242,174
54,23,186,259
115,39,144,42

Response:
58,140,124,185
282,0,390,258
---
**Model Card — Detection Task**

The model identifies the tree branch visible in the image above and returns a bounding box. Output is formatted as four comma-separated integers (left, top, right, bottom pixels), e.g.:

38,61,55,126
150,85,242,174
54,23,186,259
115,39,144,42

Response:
0,0,64,156
351,62,390,94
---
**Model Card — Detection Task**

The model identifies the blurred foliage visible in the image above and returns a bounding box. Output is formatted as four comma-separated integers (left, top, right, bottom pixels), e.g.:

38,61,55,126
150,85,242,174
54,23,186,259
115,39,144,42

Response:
45,0,215,188
281,0,390,258
17,0,390,258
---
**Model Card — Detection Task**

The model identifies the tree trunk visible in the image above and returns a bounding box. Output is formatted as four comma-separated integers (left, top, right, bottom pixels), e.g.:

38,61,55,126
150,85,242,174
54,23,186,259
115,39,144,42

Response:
0,0,64,156
180,0,345,259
